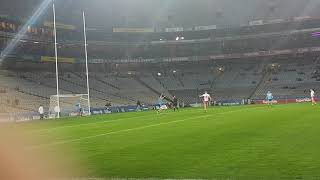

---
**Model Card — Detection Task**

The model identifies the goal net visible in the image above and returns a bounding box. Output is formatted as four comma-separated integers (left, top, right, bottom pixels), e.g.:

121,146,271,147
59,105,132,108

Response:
49,94,90,118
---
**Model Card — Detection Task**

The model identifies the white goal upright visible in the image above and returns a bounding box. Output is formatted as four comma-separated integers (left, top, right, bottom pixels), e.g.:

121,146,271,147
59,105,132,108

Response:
49,94,90,118
51,3,91,119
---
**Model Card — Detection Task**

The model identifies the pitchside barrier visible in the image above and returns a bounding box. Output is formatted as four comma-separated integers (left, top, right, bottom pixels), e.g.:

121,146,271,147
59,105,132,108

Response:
1,97,316,122
189,97,316,107
91,105,149,115
191,100,245,107
0,105,150,122
253,96,317,105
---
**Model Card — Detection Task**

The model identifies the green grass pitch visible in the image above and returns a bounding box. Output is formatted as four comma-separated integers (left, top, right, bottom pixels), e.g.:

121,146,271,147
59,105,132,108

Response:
18,104,320,179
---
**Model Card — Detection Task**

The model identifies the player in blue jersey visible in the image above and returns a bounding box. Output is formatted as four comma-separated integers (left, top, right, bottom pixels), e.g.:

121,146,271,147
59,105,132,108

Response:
266,91,273,106
157,94,166,114
76,102,83,116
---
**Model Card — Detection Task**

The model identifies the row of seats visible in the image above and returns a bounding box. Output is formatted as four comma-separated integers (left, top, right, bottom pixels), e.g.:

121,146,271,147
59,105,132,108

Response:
1,58,320,115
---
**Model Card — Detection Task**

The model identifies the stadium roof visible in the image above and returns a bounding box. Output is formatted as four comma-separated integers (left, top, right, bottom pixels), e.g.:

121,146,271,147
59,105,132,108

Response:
1,0,320,30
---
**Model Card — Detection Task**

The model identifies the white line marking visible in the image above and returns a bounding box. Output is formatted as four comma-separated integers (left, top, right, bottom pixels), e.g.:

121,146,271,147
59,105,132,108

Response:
31,109,206,134
27,115,210,150
30,113,163,134
27,106,263,150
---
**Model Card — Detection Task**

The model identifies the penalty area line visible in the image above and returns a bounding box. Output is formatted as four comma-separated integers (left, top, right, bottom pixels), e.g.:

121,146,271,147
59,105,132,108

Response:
29,112,169,134
26,106,263,150
26,114,211,150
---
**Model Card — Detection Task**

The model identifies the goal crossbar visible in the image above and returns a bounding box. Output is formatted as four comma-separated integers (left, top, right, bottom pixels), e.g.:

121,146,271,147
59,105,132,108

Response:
49,94,90,118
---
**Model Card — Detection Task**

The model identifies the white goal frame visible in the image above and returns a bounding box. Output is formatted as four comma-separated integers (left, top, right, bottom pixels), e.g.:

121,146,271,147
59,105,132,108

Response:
49,94,90,118
52,3,91,118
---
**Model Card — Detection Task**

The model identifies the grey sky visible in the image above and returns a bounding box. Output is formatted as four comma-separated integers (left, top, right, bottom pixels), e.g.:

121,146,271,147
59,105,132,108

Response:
0,0,320,29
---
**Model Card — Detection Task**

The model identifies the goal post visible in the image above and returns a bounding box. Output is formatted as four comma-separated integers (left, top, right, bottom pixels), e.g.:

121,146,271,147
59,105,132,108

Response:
51,4,91,119
49,94,90,118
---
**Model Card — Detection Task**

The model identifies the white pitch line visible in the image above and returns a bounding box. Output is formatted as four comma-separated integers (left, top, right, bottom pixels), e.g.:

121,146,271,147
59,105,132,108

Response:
30,113,163,134
27,106,263,150
27,115,210,150
38,106,258,133
31,109,207,134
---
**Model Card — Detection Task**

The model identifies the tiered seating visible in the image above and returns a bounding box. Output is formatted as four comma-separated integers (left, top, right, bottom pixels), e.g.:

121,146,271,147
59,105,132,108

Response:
111,77,159,104
252,61,320,99
157,75,183,90
139,74,166,93
1,58,320,116
169,89,199,105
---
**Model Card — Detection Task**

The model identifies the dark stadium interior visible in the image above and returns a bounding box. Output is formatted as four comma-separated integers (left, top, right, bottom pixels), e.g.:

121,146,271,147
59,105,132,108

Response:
1,0,320,117
1,0,320,179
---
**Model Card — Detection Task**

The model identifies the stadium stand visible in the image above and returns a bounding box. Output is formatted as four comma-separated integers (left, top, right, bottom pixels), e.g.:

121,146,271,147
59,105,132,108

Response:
1,16,320,118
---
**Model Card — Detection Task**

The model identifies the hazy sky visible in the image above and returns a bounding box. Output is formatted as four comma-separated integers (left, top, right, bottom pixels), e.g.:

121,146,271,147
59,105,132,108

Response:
1,0,320,29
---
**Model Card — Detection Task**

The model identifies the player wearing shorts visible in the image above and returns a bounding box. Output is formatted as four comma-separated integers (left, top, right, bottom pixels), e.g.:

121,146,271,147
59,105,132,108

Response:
310,89,317,106
157,94,166,114
199,91,211,112
172,96,178,112
266,91,273,106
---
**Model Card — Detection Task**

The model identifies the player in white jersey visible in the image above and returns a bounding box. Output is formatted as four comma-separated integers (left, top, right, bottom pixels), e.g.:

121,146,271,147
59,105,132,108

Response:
38,105,44,120
310,89,317,105
199,91,212,112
